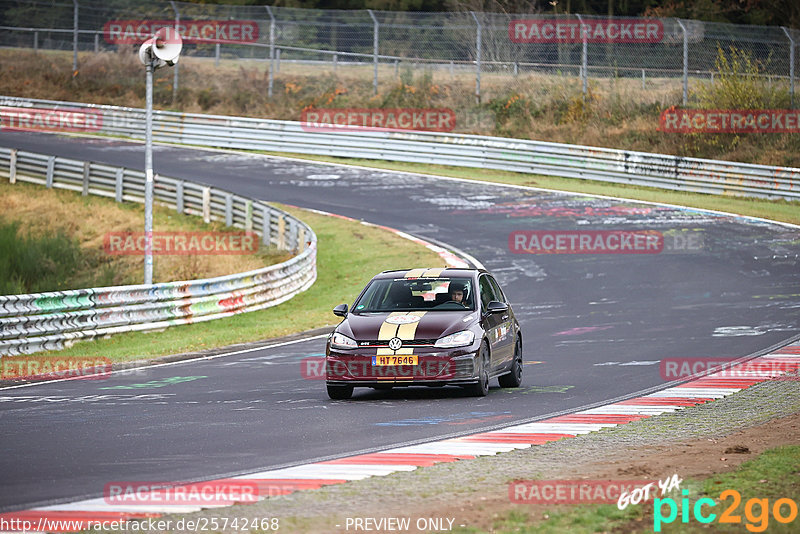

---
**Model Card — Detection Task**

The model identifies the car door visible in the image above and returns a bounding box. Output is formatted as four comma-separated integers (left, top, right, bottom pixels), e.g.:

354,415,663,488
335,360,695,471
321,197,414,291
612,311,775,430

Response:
479,274,508,372
487,275,515,369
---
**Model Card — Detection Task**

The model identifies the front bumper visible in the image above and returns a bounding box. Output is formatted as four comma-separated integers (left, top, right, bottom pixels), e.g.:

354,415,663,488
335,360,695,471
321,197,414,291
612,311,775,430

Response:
325,346,480,386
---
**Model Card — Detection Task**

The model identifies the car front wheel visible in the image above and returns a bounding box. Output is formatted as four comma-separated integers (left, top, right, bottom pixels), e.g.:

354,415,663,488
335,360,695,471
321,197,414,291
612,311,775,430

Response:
498,337,523,388
466,341,490,397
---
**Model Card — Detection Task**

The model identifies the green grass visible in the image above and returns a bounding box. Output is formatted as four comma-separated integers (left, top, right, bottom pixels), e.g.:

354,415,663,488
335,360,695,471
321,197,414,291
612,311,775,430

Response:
462,445,800,534
257,151,800,227
34,204,443,363
0,220,84,294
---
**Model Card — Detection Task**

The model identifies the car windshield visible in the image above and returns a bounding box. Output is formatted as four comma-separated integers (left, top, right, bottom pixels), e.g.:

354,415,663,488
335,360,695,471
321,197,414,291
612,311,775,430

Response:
352,277,475,312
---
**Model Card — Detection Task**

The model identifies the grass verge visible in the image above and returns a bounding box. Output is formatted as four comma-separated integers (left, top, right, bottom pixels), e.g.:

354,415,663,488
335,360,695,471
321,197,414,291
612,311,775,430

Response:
473,445,800,534
28,204,442,363
0,179,289,289
256,151,800,227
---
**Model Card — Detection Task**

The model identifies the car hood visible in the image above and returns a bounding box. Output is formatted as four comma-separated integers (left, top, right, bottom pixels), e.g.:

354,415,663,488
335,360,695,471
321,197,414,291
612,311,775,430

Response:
338,311,478,341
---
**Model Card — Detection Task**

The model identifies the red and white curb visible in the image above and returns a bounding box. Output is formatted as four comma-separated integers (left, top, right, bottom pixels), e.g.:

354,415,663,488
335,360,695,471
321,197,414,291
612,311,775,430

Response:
2,344,798,532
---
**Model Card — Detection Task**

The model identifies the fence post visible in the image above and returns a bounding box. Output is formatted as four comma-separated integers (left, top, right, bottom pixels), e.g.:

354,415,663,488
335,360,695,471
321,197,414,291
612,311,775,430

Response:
470,11,482,104
333,53,337,73
367,9,379,96
576,14,588,98
261,207,271,246
276,49,281,72
245,200,253,231
265,6,275,98
115,168,123,202
676,19,688,105
215,43,220,66
642,69,645,89
782,27,796,108
82,161,90,196
225,193,233,226
176,180,184,213
94,32,98,53
72,0,78,73
34,31,38,52
46,156,54,188
170,1,180,104
9,149,17,184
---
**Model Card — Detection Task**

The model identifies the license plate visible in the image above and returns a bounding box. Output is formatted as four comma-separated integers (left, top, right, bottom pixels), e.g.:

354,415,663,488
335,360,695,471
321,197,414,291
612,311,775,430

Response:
372,355,418,366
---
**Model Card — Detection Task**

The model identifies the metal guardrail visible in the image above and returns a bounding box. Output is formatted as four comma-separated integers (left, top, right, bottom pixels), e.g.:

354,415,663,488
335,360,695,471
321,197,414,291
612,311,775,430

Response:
0,146,317,357
1,95,798,201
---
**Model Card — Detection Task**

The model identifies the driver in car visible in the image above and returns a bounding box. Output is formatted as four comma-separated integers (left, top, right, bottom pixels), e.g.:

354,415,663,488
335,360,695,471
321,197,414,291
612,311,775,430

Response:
448,281,467,305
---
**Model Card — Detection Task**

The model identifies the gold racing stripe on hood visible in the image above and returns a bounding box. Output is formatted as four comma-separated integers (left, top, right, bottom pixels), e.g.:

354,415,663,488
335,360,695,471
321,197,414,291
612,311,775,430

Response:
396,311,427,340
422,268,445,278
404,268,426,278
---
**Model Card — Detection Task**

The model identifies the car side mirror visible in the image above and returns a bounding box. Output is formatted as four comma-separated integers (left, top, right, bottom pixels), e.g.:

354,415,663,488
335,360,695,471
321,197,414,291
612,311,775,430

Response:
486,301,508,314
333,303,348,317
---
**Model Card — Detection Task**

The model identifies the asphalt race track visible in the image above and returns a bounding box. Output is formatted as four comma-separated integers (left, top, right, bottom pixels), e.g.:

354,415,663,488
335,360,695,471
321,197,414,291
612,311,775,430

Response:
1,132,799,512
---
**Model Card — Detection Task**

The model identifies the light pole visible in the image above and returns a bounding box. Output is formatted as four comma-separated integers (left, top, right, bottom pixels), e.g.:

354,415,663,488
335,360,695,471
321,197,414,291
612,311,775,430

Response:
138,27,182,284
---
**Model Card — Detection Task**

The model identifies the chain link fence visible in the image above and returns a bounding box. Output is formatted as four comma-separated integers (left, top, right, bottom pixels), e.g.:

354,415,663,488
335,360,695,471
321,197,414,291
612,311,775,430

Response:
0,1,797,125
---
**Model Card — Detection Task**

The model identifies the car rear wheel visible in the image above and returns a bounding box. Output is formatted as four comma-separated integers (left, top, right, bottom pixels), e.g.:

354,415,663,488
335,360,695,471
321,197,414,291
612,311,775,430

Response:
498,337,523,388
466,341,490,397
327,384,353,400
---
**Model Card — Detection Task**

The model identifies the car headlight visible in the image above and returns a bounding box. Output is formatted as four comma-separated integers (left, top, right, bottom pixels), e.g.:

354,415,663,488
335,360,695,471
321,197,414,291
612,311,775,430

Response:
434,330,475,348
331,332,357,350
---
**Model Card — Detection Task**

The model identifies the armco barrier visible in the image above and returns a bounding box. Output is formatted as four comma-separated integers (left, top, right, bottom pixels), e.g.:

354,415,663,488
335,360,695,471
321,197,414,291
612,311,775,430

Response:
1,96,799,200
0,147,317,357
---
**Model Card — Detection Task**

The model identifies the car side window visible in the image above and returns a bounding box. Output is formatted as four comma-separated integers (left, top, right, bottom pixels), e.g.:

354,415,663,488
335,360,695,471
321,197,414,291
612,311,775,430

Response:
487,276,506,303
478,275,494,310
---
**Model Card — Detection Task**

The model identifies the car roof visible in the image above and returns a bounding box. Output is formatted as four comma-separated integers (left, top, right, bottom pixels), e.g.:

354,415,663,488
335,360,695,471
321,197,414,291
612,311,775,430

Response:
373,268,486,280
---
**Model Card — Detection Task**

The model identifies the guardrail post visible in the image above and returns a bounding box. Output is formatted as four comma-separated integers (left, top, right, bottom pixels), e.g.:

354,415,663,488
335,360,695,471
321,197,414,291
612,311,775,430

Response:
367,9,379,96
225,193,233,226
576,14,588,98
782,27,796,108
265,6,275,98
115,168,123,202
278,215,286,249
202,187,211,224
9,149,17,184
245,200,253,231
82,161,90,196
470,11,482,104
46,156,55,188
176,180,184,213
72,0,78,73
261,206,271,246
677,19,689,105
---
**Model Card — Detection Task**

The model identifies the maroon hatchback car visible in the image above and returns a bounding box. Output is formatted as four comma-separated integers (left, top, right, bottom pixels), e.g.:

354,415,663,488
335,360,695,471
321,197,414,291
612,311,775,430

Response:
325,268,523,399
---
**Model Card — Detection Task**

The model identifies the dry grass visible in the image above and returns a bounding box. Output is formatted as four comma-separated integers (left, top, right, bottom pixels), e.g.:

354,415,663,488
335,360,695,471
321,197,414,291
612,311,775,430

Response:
0,179,290,290
1,47,798,167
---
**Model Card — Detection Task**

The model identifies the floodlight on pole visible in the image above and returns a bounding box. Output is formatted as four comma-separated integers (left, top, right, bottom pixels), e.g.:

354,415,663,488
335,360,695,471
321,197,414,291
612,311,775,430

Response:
138,27,182,285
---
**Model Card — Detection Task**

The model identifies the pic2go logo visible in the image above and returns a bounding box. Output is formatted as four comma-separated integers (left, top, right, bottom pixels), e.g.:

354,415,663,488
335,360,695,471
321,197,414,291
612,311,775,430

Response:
653,489,798,532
